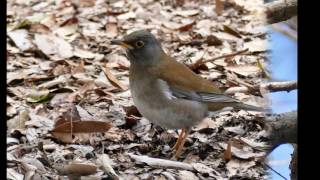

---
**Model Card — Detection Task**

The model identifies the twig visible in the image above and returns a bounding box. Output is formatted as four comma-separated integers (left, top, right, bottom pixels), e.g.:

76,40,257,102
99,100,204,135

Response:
224,81,297,94
127,153,194,171
190,49,249,70
271,23,297,41
97,154,119,180
260,81,297,93
203,48,249,64
263,162,288,180
265,0,297,24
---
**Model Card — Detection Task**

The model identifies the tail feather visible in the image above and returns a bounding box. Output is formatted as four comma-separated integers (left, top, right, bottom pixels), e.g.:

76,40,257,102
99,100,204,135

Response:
233,102,270,112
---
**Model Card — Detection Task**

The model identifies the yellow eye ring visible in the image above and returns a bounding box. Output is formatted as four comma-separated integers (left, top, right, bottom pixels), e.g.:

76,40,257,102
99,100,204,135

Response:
135,41,144,48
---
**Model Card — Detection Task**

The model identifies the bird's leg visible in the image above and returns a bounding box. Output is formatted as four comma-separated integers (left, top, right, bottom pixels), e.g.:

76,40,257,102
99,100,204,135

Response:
174,129,189,159
172,129,186,151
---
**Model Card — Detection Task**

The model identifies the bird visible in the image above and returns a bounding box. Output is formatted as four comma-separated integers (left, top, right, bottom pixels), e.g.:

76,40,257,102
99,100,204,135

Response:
111,30,265,159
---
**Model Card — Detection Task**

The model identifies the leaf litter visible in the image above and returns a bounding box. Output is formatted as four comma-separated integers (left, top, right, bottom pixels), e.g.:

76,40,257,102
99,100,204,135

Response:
7,0,270,179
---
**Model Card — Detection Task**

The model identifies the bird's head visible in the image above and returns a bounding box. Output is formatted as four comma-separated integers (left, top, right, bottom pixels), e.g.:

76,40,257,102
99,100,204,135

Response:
111,30,164,66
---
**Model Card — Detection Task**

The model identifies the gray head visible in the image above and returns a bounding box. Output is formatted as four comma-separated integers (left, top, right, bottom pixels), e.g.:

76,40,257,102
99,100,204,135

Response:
111,30,164,66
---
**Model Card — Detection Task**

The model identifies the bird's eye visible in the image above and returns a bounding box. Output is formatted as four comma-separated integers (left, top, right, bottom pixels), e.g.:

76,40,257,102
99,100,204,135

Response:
135,41,144,48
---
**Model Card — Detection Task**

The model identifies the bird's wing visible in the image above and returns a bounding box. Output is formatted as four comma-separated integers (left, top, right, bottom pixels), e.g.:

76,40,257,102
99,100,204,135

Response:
150,55,264,111
150,54,239,103
169,85,238,103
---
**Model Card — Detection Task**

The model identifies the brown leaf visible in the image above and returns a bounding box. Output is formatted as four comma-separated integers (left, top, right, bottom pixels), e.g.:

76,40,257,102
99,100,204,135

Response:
72,60,85,74
215,0,224,15
106,22,118,38
52,121,112,133
177,21,195,32
206,35,222,46
103,64,128,91
60,17,78,27
28,24,51,34
224,141,232,161
223,25,242,38
55,163,97,176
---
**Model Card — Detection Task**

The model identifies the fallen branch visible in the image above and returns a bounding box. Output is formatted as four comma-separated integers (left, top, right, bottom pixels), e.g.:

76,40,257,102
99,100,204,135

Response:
265,111,297,149
224,81,297,94
127,153,194,171
265,0,297,24
260,81,297,93
127,153,220,177
264,111,297,180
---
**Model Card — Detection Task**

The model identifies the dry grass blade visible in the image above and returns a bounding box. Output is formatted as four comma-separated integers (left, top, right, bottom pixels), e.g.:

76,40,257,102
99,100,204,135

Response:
103,64,128,91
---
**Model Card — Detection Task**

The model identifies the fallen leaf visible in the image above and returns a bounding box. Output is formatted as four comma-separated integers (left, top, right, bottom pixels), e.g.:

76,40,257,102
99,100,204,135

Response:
178,170,199,180
206,35,222,46
243,39,266,52
117,12,136,20
28,23,51,34
55,163,97,176
26,89,50,103
178,21,195,32
51,121,112,133
8,29,34,51
7,168,24,180
103,65,128,91
215,0,223,15
105,22,118,38
174,9,199,17
226,159,255,176
223,25,242,38
225,65,261,77
73,48,99,59
7,109,29,130
224,141,232,161
34,34,73,60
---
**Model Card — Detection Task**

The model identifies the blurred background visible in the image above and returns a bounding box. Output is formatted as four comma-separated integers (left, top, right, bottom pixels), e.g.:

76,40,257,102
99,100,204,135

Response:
267,18,297,179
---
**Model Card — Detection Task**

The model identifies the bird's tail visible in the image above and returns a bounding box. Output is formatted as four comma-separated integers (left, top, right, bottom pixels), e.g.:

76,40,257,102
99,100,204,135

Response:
233,102,270,112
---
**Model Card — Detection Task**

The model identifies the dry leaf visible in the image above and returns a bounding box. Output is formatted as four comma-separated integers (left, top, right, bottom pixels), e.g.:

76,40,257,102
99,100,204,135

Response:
215,0,223,15
34,34,73,60
29,23,51,34
174,9,199,17
7,109,29,130
206,35,222,46
223,25,242,38
26,89,50,103
224,141,232,161
55,163,97,176
7,168,24,180
73,48,99,59
225,65,261,77
51,121,112,133
103,65,128,91
8,29,34,51
106,23,118,38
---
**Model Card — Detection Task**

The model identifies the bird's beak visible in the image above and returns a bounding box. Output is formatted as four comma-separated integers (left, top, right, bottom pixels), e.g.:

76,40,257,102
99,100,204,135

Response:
111,40,134,50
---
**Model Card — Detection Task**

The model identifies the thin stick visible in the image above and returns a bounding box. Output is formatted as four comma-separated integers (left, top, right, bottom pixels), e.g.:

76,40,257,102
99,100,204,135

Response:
189,49,249,70
203,48,249,64
264,162,288,180
127,153,194,171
